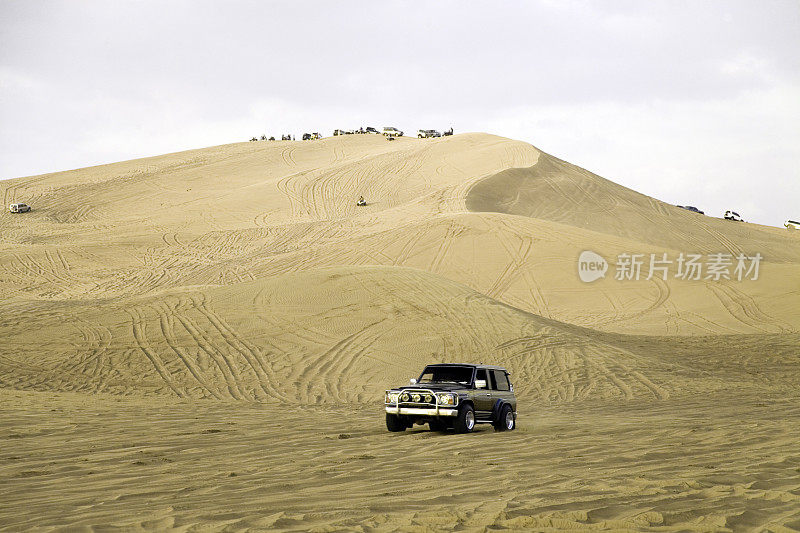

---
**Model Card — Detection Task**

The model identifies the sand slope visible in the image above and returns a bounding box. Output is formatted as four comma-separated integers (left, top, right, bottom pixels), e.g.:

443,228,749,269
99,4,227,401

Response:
1,134,798,341
2,133,797,400
2,266,687,403
1,133,798,530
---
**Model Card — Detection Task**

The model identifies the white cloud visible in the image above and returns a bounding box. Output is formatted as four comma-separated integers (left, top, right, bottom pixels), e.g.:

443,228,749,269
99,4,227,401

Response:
0,68,45,92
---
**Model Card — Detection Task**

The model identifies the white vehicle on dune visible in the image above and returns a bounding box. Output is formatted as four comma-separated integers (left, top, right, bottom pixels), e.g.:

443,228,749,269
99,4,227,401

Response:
786,220,800,230
417,129,441,138
9,203,31,213
383,127,403,137
724,210,744,222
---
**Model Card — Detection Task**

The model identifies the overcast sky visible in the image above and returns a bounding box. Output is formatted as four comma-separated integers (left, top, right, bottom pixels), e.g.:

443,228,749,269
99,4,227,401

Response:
1,0,798,227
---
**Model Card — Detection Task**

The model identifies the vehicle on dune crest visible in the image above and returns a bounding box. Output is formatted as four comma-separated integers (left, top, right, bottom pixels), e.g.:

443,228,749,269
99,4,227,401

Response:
677,205,704,214
385,363,517,433
724,210,744,222
786,220,800,230
383,127,403,137
9,203,31,213
417,129,441,138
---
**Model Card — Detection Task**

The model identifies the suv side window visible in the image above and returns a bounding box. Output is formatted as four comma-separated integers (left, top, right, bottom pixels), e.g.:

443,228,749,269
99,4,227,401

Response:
475,369,489,389
492,370,510,391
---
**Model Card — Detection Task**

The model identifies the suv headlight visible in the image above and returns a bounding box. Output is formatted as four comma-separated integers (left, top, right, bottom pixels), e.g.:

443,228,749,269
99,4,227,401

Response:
437,393,456,406
385,391,399,404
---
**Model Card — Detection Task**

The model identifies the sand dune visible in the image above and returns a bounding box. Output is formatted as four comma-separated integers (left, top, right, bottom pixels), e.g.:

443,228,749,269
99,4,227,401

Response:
1,134,797,338
1,266,685,403
1,133,798,530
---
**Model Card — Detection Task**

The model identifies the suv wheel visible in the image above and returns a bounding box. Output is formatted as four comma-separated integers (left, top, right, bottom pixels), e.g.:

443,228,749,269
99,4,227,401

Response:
386,413,406,432
453,404,475,433
494,404,515,431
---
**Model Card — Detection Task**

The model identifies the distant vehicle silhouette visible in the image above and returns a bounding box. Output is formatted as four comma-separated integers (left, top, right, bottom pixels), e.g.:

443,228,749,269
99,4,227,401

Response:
9,203,31,213
724,210,744,222
677,205,704,214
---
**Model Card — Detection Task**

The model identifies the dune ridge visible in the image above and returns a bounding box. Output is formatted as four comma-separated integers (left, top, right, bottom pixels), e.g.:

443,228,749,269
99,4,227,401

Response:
1,133,798,531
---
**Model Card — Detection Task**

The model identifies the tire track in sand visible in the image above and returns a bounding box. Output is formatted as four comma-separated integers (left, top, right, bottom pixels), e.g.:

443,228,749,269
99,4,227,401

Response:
706,282,791,333
170,301,249,400
127,308,184,397
189,295,292,403
154,301,224,400
295,319,387,404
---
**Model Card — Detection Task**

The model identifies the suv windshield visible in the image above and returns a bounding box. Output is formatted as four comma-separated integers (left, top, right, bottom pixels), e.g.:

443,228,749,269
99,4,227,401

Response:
418,365,473,385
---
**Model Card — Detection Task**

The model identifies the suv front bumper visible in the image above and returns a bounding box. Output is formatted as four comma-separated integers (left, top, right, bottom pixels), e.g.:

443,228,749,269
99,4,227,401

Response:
385,406,458,417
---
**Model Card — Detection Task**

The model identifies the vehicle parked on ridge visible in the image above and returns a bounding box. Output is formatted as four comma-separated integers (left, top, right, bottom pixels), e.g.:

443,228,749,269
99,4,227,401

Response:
365,127,380,134
9,203,31,213
677,205,704,214
724,210,744,222
785,220,800,230
383,127,403,137
417,129,441,138
385,363,517,433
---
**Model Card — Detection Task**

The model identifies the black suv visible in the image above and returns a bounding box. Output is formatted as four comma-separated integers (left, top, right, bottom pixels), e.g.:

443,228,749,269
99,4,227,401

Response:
384,364,517,433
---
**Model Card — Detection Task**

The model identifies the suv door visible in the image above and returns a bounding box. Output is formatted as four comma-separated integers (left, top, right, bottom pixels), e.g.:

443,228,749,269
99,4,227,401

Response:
490,370,515,412
473,368,493,416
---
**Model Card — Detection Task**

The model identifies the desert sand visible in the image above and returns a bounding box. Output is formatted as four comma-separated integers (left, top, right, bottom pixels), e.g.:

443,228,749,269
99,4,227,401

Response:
1,133,799,531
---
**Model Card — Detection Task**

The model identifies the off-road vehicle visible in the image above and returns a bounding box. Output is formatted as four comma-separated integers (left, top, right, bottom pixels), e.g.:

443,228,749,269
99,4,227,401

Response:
383,127,403,137
724,210,744,222
417,129,441,138
385,363,516,433
9,203,31,213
